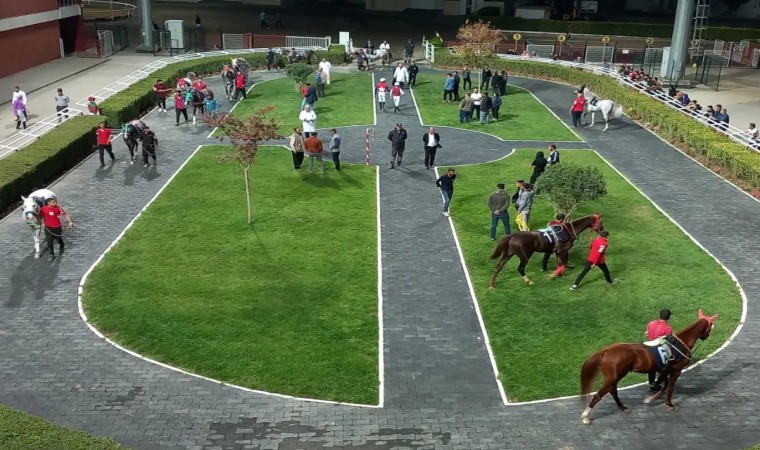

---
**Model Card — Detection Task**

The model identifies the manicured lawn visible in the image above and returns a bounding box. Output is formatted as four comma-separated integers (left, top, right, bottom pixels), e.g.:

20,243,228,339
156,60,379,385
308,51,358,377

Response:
0,404,128,450
412,74,579,142
449,150,742,401
233,73,374,134
82,146,379,404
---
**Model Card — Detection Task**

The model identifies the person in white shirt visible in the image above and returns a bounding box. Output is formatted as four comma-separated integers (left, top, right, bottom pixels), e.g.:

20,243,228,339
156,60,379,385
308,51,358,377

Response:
470,88,483,117
379,40,390,52
748,122,759,147
54,88,70,123
379,40,391,65
298,104,317,138
392,63,409,89
318,58,332,85
11,85,27,107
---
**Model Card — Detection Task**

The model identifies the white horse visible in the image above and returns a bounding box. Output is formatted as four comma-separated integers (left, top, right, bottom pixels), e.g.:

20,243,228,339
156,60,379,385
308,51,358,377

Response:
581,85,623,131
21,189,56,258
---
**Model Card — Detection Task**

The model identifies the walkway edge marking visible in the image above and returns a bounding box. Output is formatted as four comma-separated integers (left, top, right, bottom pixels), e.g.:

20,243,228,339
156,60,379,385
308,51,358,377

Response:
410,84,424,126
507,150,749,406
207,78,263,139
375,164,385,407
519,85,584,141
435,161,511,406
77,144,382,409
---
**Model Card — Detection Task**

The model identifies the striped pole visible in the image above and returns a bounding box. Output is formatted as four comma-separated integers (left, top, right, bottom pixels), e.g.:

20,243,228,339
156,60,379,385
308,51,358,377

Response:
365,127,373,166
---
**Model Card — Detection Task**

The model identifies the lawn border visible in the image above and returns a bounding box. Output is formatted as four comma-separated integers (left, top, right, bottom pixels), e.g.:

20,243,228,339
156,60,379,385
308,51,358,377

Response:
445,148,748,405
409,80,582,144
206,80,260,139
77,143,384,409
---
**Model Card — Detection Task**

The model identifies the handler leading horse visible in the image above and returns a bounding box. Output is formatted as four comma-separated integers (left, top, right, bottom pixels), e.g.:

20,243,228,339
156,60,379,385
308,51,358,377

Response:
489,213,603,288
580,309,719,425
21,189,56,258
580,85,623,131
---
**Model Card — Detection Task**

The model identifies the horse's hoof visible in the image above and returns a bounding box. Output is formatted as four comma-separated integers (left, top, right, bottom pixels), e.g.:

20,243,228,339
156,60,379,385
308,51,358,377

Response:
667,405,678,411
643,396,654,404
582,417,591,426
622,407,631,414
488,285,495,290
34,254,40,259
526,280,535,286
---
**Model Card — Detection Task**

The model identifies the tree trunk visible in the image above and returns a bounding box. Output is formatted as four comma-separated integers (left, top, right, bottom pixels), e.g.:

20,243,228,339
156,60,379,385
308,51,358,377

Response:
243,166,252,224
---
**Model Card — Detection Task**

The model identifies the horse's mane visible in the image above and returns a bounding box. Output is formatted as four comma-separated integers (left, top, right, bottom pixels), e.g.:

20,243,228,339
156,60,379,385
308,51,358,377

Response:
675,318,708,339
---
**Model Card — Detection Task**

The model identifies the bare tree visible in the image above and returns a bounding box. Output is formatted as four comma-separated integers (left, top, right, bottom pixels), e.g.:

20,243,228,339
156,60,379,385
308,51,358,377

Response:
204,107,283,224
456,19,504,87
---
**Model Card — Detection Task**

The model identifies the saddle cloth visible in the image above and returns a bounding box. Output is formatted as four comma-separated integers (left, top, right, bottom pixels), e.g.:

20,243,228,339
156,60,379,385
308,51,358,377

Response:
539,225,569,248
643,337,673,371
590,96,599,106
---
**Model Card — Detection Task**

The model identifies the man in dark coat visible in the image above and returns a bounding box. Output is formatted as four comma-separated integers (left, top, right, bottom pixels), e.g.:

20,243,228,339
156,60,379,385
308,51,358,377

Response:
452,71,461,101
422,127,442,169
408,61,419,88
387,122,408,169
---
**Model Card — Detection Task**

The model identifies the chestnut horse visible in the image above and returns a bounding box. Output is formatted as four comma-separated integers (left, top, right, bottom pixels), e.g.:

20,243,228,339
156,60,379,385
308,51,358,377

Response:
488,213,603,288
580,309,719,425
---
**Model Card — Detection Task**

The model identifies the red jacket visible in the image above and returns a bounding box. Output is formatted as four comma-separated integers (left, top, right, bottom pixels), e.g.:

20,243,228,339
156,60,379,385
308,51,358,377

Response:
40,205,66,228
646,319,673,340
391,86,402,96
571,97,586,112
235,73,246,89
586,236,608,265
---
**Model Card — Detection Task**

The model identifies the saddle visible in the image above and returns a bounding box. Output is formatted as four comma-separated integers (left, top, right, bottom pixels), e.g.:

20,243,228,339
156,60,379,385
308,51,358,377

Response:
590,96,599,107
539,225,570,248
643,336,676,371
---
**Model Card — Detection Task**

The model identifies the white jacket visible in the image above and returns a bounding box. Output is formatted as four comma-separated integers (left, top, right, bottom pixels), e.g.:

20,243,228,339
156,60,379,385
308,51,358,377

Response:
393,67,409,83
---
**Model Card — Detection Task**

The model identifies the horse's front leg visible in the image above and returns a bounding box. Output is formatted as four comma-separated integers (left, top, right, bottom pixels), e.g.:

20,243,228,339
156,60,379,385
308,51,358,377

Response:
33,228,41,258
664,370,682,411
602,112,609,131
517,255,534,285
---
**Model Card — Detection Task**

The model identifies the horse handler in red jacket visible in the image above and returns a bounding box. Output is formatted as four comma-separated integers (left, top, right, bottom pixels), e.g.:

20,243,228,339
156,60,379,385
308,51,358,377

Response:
570,230,619,290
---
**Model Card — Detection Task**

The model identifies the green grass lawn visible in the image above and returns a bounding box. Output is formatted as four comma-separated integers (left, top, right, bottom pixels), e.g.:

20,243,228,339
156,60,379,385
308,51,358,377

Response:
412,75,579,142
233,73,374,134
449,150,742,401
0,404,129,450
82,146,379,404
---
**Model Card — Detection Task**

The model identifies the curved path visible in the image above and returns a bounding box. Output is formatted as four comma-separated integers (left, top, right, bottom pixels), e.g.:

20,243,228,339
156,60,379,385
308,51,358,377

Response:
0,68,757,450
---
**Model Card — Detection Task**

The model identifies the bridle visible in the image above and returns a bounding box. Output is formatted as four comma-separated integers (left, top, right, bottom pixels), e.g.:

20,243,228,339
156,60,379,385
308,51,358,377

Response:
23,203,40,227
566,214,602,242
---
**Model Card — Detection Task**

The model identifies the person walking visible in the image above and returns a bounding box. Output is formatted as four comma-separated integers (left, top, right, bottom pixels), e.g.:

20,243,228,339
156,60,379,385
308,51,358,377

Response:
571,230,619,290
393,63,409,89
39,197,74,261
488,183,511,240
54,88,70,123
462,65,472,91
174,92,188,125
12,97,27,130
289,127,305,169
266,48,277,71
329,128,341,171
491,92,502,121
479,92,492,125
387,123,407,169
316,68,326,98
11,85,27,108
203,92,218,118
422,127,442,169
548,144,560,165
480,66,492,91
570,91,586,128
319,58,332,84
458,94,473,123
404,39,415,64
408,61,419,88
303,83,318,110
452,71,461,101
443,73,454,102
140,125,159,168
436,168,457,217
234,70,247,100
391,82,404,113
153,79,167,112
645,308,673,393
95,121,115,168
299,104,317,138
375,77,389,111
515,182,533,231
498,70,508,96
529,151,548,185
304,131,325,174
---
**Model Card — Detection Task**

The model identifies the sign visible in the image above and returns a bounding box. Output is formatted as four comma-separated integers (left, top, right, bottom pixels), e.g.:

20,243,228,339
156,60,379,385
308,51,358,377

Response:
622,49,630,54
691,39,700,46
601,36,610,44
513,33,522,41
646,37,655,45
557,34,566,43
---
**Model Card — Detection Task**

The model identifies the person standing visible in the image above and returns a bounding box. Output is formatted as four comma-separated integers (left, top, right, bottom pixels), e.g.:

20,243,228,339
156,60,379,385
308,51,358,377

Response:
540,213,568,271
39,197,74,261
387,123,407,169
289,127,305,169
511,179,524,212
140,125,159,168
479,92,492,125
462,65,472,91
304,131,325,174
174,92,188,125
529,151,548,185
54,88,70,123
404,39,415,64
748,122,758,148
393,63,409,89
498,70,508,96
203,92,218,118
548,144,560,165
86,96,100,115
391,82,404,113
436,168,457,217
443,73,454,102
452,71,461,101
458,94,473,123
95,121,115,168
195,14,201,30
260,11,268,29
490,70,502,95
319,58,332,84
408,61,419,88
303,83,318,109
11,85,27,109
645,308,673,393
570,91,586,128
153,79,167,112
375,77,389,111
470,88,482,118
515,182,533,231
571,230,619,290
329,128,341,171
266,48,277,71
491,93,502,121
422,127,442,170
488,183,511,240
274,12,283,29
316,68,326,98
234,70,247,100
480,66,492,91
299,104,317,138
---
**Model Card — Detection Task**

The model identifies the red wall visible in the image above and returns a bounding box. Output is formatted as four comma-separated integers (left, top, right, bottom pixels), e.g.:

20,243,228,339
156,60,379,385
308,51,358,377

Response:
0,0,58,20
0,22,60,78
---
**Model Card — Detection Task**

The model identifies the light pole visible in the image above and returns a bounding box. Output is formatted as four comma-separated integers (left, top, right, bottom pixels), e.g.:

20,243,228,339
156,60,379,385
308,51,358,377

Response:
660,0,695,84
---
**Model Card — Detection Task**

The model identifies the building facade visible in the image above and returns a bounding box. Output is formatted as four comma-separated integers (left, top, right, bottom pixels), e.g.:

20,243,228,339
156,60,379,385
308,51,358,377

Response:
0,0,83,78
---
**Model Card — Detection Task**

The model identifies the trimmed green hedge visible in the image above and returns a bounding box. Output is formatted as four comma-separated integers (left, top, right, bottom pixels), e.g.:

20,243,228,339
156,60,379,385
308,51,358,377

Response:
315,45,348,65
434,52,760,190
473,16,760,41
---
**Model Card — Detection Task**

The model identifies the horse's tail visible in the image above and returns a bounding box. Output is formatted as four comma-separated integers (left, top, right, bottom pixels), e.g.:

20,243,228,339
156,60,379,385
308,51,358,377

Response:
612,102,623,119
489,235,512,260
580,349,605,399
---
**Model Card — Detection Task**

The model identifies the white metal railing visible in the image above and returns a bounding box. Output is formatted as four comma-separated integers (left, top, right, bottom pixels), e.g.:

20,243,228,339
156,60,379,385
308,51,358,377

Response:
81,0,136,18
423,37,435,63
285,35,331,50
496,54,760,152
0,108,84,158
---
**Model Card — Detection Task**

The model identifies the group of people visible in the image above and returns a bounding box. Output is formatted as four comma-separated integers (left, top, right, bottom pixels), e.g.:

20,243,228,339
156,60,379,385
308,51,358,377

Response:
288,127,341,174
457,88,503,124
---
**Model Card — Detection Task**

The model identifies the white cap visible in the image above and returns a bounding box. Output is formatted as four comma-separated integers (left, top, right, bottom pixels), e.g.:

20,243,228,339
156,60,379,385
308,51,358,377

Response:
380,78,385,82
394,82,400,86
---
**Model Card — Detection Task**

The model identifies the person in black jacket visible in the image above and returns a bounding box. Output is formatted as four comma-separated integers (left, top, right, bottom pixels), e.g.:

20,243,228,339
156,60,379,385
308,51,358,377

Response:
529,151,548,185
408,61,419,88
480,66,492,91
498,70,508,95
436,168,457,217
387,123,408,169
140,126,159,168
511,179,524,211
490,71,502,94
422,127,442,169
452,71,461,101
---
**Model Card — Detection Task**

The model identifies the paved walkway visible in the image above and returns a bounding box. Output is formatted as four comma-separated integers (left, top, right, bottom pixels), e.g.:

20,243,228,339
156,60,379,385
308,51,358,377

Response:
0,67,759,450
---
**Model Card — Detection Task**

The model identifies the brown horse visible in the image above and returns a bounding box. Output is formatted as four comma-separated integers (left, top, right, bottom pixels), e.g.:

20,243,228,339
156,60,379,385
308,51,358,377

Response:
488,213,603,288
580,309,720,425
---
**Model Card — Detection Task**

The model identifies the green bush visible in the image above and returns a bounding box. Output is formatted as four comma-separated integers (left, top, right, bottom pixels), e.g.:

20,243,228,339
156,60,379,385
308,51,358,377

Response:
428,36,445,48
0,116,101,211
434,52,760,190
314,45,347,65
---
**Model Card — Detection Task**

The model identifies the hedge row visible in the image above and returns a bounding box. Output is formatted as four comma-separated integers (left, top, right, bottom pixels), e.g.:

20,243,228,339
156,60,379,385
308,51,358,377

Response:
472,16,760,42
1,50,341,214
434,52,760,190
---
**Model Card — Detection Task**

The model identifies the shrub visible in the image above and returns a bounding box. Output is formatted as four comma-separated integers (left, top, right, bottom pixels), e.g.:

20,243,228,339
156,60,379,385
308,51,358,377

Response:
428,36,445,48
434,52,760,190
314,45,347,65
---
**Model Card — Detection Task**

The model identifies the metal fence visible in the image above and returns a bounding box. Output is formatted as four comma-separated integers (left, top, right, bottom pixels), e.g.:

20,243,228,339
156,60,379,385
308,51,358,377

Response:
585,45,615,63
286,35,330,49
0,108,84,159
98,30,113,57
526,44,554,58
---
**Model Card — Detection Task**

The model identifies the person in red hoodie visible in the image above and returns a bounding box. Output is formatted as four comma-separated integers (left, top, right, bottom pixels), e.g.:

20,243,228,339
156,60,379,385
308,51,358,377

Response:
174,92,188,125
570,230,618,290
95,121,115,168
234,71,247,101
569,91,586,128
39,197,74,261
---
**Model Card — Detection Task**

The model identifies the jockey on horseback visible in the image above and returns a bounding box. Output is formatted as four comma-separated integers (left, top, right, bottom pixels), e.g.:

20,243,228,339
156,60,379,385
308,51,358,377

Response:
646,309,673,393
541,213,571,275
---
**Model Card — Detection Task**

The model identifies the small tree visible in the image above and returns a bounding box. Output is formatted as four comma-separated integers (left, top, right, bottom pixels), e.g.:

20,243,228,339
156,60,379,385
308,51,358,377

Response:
533,163,607,217
456,20,503,88
284,63,314,92
203,107,283,224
